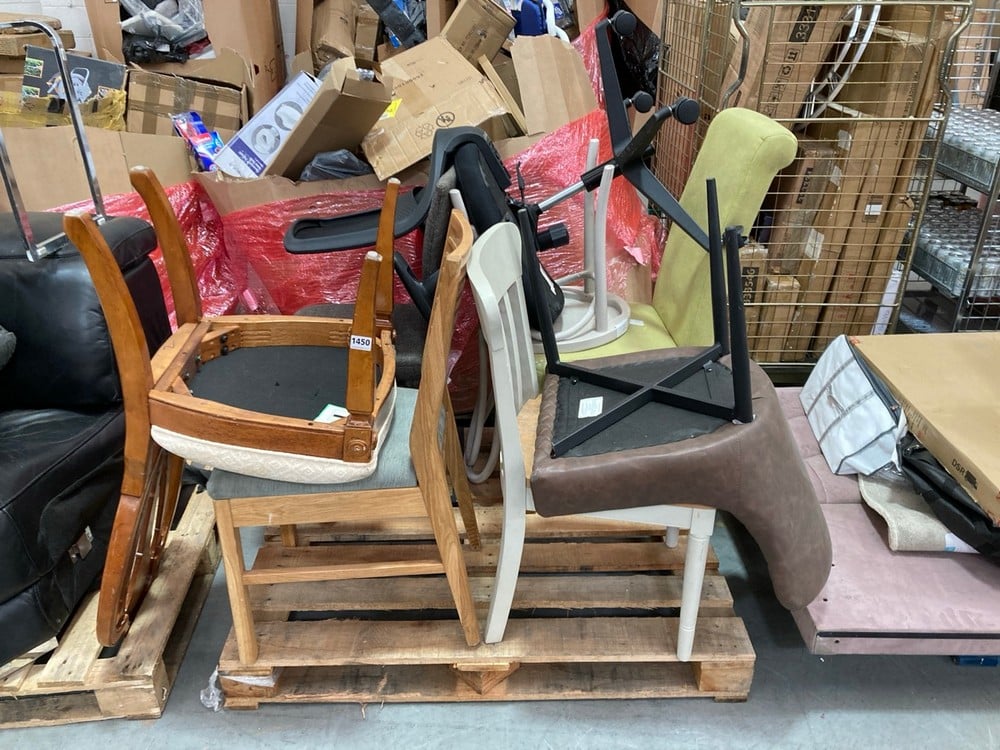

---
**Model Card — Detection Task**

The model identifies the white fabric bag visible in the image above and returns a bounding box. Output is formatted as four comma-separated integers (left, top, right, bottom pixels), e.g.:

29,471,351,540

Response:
799,335,907,476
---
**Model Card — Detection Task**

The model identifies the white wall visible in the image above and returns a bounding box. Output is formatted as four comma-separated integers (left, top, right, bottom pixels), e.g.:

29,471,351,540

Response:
2,0,298,65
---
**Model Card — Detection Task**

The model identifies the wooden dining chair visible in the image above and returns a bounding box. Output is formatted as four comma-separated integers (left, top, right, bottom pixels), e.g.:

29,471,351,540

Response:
467,221,717,658
200,209,482,663
64,168,400,646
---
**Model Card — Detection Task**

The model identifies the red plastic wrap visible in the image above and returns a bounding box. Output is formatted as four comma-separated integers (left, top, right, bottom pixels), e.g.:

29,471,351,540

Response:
504,108,665,293
54,181,244,325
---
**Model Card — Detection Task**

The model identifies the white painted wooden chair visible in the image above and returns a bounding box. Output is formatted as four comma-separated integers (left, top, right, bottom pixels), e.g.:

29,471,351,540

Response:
467,221,716,660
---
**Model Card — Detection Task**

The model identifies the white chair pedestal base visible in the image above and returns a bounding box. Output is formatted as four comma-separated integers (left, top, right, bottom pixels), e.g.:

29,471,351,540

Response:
532,292,631,354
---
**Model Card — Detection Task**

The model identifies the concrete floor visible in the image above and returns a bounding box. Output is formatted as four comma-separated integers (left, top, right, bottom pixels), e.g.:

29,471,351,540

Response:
5,514,1000,749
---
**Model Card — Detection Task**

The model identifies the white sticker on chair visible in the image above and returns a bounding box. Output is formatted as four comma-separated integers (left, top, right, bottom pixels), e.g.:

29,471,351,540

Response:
350,334,373,351
315,404,350,423
578,396,604,419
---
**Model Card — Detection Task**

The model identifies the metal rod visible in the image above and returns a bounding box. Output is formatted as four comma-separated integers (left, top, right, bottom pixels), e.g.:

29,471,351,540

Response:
3,20,106,220
0,129,35,255
725,226,754,424
706,178,729,354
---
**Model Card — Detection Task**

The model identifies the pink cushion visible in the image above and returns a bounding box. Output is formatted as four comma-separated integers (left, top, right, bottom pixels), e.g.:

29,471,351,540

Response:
778,387,862,505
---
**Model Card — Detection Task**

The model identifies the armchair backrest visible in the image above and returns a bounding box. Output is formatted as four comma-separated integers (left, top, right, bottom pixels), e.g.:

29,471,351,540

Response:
652,108,797,347
0,213,168,410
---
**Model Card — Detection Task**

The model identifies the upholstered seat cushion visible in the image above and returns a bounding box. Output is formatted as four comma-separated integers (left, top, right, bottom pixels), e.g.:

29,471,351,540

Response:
150,344,397,484
531,348,832,611
206,386,419,498
0,407,124,602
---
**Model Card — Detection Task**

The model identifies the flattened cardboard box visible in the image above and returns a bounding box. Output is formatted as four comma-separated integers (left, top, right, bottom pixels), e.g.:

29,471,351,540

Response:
511,34,597,136
361,38,508,179
0,125,191,212
126,50,251,140
853,332,1000,524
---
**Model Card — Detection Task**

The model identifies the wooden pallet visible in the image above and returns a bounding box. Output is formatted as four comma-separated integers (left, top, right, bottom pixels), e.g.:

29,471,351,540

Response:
0,490,219,728
217,508,755,707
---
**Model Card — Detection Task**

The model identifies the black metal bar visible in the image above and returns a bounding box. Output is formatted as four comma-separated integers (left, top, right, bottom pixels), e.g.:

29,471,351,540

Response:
706,178,729,355
725,225,754,424
552,387,654,456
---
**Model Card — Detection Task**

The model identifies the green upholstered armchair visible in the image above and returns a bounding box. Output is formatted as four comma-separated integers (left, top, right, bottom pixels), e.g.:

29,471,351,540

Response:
563,107,798,360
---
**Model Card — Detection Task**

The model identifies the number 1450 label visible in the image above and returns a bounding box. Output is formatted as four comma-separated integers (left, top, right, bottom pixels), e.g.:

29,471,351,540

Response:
350,334,373,351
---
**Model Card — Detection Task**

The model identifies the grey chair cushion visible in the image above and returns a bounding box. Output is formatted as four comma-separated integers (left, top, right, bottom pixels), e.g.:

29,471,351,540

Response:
206,387,420,499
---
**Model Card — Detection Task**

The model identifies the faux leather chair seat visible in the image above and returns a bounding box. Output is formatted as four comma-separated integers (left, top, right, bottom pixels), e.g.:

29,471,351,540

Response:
531,348,834,612
0,211,168,665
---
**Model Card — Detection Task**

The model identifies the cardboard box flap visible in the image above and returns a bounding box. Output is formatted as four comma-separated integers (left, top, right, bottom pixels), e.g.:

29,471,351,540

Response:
0,125,191,211
511,35,597,135
267,58,392,179
361,38,509,179
150,48,254,90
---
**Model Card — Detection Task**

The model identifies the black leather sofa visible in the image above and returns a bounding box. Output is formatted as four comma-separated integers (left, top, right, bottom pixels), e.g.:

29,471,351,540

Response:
0,211,170,665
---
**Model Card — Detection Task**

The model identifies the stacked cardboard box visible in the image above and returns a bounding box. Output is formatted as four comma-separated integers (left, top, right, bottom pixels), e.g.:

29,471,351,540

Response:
744,3,955,359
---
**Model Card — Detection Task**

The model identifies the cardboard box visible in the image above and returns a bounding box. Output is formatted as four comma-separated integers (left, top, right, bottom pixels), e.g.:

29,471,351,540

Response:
0,29,75,58
740,3,847,122
20,45,126,102
766,140,840,274
354,4,381,65
812,22,936,342
0,125,192,212
853,332,1000,524
740,241,768,350
312,0,357,66
269,58,391,180
216,61,390,180
442,0,515,64
755,274,800,363
84,0,285,111
215,71,322,178
426,0,459,37
511,35,597,136
125,50,250,140
361,38,509,179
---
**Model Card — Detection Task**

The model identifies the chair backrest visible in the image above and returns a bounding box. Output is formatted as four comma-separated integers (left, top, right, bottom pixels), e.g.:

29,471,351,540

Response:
466,222,538,491
410,209,475,471
652,108,798,347
130,166,398,335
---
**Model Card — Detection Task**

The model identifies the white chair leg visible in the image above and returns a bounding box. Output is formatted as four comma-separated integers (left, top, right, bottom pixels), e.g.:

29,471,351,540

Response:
664,526,680,548
484,483,529,644
676,508,716,662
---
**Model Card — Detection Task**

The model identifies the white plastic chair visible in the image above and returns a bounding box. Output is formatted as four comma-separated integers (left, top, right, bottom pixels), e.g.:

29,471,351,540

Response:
467,221,716,660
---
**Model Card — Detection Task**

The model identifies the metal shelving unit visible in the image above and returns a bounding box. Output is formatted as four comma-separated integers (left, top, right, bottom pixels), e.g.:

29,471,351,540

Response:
903,104,1000,331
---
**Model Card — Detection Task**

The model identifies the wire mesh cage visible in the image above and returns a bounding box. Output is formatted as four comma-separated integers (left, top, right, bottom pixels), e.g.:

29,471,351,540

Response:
656,0,972,362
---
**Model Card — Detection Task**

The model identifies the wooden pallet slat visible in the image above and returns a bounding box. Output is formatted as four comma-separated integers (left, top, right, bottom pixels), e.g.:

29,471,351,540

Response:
218,507,755,706
0,490,219,729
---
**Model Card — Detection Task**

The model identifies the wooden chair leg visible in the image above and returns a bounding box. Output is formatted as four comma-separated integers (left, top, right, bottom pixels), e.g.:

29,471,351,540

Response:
421,477,481,646
676,508,715,662
213,499,259,664
444,397,481,550
279,525,299,547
